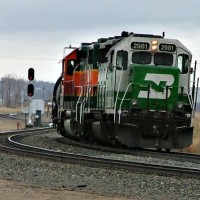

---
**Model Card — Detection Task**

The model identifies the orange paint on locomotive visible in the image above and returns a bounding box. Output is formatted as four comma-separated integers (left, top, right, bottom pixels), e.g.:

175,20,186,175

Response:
62,49,99,97
63,49,78,96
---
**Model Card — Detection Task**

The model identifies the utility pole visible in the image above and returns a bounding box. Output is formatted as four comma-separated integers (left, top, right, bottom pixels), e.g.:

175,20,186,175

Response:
8,78,11,107
0,78,3,105
21,90,24,111
42,85,45,100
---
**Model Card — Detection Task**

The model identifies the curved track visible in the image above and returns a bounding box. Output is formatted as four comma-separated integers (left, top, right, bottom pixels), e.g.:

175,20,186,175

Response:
0,129,199,178
60,137,200,164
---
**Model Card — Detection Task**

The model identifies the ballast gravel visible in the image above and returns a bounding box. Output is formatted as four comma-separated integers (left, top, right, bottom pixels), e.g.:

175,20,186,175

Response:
0,130,200,199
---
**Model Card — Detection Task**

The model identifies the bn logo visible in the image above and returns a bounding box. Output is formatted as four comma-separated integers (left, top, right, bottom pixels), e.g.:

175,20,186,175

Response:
138,73,174,99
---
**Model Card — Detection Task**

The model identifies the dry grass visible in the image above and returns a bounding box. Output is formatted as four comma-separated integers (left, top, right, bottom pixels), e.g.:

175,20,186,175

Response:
0,106,24,131
184,112,200,153
0,120,24,132
0,106,51,132
0,106,21,113
193,112,200,136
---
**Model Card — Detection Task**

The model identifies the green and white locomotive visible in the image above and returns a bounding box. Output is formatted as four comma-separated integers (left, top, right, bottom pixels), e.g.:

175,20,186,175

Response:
53,31,198,150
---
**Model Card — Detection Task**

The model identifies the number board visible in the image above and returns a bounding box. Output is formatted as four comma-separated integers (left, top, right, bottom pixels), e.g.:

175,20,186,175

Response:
131,42,150,50
159,43,176,52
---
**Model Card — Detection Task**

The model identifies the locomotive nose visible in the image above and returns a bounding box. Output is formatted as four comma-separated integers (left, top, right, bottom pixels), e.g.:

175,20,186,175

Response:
130,64,179,111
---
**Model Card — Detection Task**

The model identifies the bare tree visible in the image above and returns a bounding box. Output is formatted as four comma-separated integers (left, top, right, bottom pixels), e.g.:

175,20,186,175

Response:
2,74,26,107
1,73,54,108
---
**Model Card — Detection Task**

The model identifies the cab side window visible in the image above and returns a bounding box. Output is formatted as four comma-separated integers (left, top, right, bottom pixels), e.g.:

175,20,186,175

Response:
116,50,128,70
67,60,76,75
178,54,189,74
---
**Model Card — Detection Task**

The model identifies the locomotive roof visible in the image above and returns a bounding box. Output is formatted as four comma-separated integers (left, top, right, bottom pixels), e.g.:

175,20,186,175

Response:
105,33,192,56
61,31,192,61
60,48,78,63
80,31,164,49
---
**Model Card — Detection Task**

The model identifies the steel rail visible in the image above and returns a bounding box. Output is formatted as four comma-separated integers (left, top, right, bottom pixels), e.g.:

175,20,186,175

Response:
60,137,200,164
3,132,200,179
0,113,23,121
0,127,51,136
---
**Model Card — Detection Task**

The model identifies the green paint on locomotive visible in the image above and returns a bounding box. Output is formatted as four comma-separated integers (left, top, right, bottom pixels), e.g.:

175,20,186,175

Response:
131,64,180,111
114,92,131,109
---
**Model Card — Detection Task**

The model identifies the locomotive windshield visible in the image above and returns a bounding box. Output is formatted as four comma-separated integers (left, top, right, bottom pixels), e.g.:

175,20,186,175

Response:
132,52,151,64
132,52,174,66
154,53,173,66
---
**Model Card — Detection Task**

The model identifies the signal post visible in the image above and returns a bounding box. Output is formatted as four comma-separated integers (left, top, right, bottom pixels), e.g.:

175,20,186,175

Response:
26,68,35,128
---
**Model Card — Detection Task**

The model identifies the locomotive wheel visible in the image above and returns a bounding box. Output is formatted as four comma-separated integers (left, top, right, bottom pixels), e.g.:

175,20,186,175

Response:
157,148,162,152
166,148,171,153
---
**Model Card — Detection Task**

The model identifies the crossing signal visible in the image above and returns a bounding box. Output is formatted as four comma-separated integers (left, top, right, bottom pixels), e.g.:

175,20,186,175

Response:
28,68,34,80
27,84,34,97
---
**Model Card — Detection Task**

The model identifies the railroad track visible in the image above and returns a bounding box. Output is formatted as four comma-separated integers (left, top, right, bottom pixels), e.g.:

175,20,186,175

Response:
0,129,200,178
0,113,23,121
60,137,200,164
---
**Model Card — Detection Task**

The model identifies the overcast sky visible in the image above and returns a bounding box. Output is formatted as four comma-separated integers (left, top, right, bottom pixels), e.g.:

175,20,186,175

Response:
0,0,200,82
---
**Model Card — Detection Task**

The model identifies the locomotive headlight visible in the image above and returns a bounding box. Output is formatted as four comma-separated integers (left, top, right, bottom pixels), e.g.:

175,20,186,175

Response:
152,45,158,51
177,102,184,109
152,40,158,45
132,99,138,106
151,40,158,51
185,113,191,118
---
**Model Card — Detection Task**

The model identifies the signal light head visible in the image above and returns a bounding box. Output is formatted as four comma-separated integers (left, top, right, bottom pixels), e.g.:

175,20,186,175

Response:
27,84,34,97
28,68,34,81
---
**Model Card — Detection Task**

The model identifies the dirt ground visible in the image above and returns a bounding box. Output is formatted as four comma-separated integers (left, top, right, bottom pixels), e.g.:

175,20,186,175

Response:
0,179,131,200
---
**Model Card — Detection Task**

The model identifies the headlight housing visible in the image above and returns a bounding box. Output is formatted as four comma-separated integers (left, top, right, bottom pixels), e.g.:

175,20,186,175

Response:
177,102,184,109
132,99,138,106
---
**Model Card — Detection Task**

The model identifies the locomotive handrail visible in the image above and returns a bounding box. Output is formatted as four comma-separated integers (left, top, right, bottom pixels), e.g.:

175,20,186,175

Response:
182,86,193,111
117,97,130,101
118,83,134,124
194,78,199,112
82,85,92,112
117,82,163,123
77,84,94,123
63,80,74,84
72,64,81,81
75,86,83,122
164,85,193,111
63,80,74,83
114,66,123,123
97,82,107,109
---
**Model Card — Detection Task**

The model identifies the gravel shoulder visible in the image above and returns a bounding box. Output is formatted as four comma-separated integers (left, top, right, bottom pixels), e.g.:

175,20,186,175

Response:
1,130,200,199
1,110,200,199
